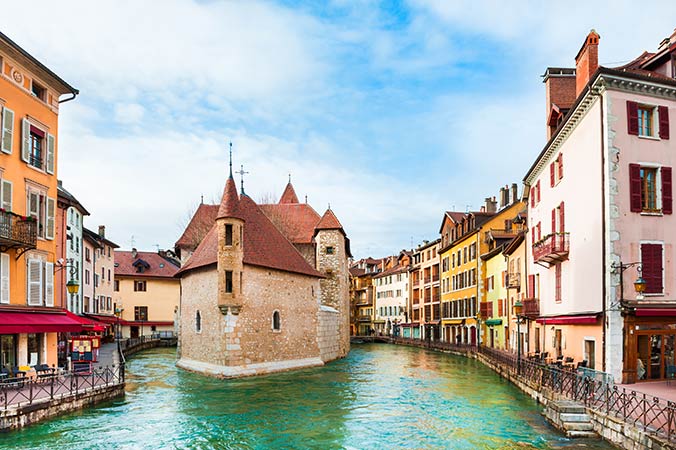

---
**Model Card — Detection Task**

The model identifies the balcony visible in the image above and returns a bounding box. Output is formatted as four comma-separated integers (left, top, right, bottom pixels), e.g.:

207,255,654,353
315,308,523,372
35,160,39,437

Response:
533,232,569,265
357,314,372,322
522,298,540,319
507,272,520,288
0,211,37,253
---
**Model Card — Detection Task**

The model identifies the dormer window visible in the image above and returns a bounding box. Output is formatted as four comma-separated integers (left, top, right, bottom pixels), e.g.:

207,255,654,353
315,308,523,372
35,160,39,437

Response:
132,259,150,273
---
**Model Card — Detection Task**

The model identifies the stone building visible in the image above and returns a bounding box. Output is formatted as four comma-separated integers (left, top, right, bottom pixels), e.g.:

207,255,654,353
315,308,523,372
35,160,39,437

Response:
175,163,350,378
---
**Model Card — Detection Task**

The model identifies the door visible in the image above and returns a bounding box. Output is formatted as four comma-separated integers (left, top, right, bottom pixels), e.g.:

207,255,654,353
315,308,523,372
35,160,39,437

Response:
584,339,595,370
130,326,139,339
0,335,16,370
555,329,562,358
504,326,509,351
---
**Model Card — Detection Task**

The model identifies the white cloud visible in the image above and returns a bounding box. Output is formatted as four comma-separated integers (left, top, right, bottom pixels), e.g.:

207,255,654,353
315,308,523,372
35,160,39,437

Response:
114,103,145,125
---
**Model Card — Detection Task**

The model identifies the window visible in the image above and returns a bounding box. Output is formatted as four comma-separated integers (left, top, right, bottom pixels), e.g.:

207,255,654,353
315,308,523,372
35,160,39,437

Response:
26,186,55,239
629,164,672,214
550,153,564,186
108,269,111,281
134,306,148,321
85,269,90,285
85,247,90,262
1,106,14,154
627,101,670,139
26,258,53,307
133,280,146,292
31,81,46,101
225,224,233,246
326,246,334,254
270,310,282,331
29,128,43,169
27,333,42,366
114,280,119,292
641,243,664,294
101,267,105,281
195,311,202,333
555,263,562,303
225,271,233,293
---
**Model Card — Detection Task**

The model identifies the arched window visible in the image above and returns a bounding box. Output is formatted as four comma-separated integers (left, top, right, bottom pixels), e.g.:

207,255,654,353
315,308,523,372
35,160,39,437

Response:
272,310,281,331
195,310,202,333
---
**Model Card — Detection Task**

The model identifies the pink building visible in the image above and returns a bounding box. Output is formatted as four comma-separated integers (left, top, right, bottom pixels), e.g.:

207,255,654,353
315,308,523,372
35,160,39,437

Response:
525,29,676,383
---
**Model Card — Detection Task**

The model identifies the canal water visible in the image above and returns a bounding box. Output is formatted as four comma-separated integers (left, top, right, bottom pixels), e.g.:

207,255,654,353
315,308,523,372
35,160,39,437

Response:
0,344,613,449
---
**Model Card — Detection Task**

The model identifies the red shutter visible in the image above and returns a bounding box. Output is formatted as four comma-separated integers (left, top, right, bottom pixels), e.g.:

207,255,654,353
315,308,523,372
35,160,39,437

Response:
536,180,541,203
559,201,565,233
551,208,556,234
531,227,535,245
550,162,555,187
641,243,663,294
527,274,535,298
530,187,535,207
627,101,639,135
629,163,642,212
659,105,670,140
558,153,563,180
537,222,541,240
663,166,673,214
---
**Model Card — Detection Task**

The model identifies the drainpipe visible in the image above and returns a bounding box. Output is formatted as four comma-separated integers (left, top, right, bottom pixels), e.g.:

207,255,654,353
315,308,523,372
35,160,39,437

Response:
599,88,607,373
58,91,79,104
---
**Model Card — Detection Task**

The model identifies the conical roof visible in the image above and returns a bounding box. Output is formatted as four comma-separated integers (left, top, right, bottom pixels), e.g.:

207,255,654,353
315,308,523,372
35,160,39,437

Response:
315,208,343,231
279,182,299,204
217,176,242,220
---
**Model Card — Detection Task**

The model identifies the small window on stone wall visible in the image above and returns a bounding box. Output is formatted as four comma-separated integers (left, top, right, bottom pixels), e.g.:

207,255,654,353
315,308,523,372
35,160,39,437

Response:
326,246,334,254
272,310,281,331
225,271,233,293
195,310,202,333
225,224,233,246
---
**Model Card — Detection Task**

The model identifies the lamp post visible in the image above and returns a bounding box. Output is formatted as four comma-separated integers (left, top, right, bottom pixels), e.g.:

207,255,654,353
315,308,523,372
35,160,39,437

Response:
476,311,482,348
514,300,523,375
611,261,646,305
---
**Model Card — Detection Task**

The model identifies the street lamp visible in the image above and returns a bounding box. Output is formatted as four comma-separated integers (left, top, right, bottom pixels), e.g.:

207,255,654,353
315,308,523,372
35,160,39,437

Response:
114,307,124,340
514,300,523,375
611,261,646,305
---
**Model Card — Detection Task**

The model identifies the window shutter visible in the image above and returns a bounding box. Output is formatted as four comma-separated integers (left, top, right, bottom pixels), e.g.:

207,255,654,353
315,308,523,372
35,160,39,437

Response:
46,134,55,174
550,162,555,187
629,164,642,212
0,253,8,304
1,107,14,154
46,197,55,240
28,191,39,218
559,201,565,233
551,208,556,234
659,106,670,140
528,274,535,298
537,222,541,240
536,180,541,203
1,180,11,211
530,187,535,207
21,118,30,163
663,167,673,215
531,227,535,245
627,101,639,135
27,259,42,305
558,153,563,180
44,261,54,307
641,243,663,294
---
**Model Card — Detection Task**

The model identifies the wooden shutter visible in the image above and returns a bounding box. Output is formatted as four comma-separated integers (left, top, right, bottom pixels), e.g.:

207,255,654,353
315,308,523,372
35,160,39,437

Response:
1,180,11,211
663,167,673,215
629,164,642,212
1,107,14,154
46,197,55,240
44,261,54,307
559,201,565,233
659,105,670,140
551,208,556,234
28,191,39,218
641,243,663,294
550,162,555,187
0,253,8,304
21,118,30,162
530,187,535,207
536,180,541,203
46,134,55,174
27,259,42,305
528,274,535,298
558,153,563,180
537,222,541,240
627,101,639,135
531,227,535,245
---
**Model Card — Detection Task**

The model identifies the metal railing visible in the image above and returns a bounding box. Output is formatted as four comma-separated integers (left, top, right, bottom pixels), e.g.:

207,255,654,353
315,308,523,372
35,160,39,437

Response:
0,364,124,410
533,232,570,262
0,210,38,248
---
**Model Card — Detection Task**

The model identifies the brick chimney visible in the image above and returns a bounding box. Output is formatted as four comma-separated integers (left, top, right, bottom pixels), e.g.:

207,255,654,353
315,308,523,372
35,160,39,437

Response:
543,68,576,139
575,30,600,97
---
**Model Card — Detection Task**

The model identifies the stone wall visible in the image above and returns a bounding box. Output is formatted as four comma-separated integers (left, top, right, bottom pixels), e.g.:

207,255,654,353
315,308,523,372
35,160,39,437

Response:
318,306,340,362
294,243,316,268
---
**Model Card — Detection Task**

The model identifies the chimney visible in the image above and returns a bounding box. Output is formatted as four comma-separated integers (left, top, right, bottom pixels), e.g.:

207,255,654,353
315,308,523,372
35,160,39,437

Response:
98,225,106,238
484,197,497,214
511,183,518,205
575,30,600,97
498,188,506,208
131,248,137,259
543,67,576,139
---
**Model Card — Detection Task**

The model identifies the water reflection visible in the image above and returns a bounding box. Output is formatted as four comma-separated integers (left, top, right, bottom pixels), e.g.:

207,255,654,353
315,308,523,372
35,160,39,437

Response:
0,345,613,449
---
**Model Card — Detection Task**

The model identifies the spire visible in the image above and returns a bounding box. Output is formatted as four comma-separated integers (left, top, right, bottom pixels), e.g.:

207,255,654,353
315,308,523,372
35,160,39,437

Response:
279,179,299,204
217,169,242,220
228,141,233,179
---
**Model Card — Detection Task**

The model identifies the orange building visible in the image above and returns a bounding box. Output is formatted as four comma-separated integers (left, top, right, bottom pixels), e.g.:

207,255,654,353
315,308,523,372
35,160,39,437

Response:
0,32,86,372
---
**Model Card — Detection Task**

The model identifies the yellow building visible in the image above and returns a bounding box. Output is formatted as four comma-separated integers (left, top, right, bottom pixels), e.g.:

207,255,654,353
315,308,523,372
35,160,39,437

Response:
0,32,83,371
481,244,509,349
113,249,180,339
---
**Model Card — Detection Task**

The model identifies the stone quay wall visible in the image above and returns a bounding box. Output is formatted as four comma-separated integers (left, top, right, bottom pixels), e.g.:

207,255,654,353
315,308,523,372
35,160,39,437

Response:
318,305,340,363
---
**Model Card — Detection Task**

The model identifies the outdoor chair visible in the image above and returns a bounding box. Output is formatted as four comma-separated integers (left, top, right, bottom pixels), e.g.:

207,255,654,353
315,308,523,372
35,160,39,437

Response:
33,364,56,380
576,360,588,369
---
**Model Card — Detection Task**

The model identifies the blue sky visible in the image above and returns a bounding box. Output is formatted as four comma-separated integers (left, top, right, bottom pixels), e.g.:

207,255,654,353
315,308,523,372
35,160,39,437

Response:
2,1,675,258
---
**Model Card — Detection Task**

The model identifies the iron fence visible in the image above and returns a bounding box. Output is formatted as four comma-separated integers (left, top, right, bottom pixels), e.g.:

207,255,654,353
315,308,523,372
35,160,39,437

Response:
0,364,124,410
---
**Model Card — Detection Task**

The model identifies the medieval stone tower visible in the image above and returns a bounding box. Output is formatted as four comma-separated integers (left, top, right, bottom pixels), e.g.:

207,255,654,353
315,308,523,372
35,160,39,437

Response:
315,209,350,358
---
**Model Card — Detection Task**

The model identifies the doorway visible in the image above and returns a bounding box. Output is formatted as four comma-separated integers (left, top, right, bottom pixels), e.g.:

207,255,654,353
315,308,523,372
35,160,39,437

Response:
555,329,562,358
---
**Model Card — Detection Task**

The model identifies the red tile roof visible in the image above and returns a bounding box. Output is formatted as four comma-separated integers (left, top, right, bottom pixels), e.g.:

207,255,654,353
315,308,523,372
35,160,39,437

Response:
178,195,323,278
175,204,219,249
217,176,243,220
259,203,320,244
279,182,300,204
115,251,180,278
315,208,344,232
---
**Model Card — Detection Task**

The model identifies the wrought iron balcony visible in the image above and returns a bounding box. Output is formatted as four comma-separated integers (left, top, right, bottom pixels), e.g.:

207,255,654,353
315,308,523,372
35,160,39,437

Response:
357,314,372,322
0,210,37,253
507,272,520,288
533,233,569,265
522,298,540,319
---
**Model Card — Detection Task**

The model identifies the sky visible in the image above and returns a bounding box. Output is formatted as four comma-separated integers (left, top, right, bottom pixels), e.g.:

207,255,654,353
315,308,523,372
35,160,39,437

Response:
1,1,675,258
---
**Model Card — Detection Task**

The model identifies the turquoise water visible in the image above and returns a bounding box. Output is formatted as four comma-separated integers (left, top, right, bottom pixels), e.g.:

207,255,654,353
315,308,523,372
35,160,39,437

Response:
0,344,612,449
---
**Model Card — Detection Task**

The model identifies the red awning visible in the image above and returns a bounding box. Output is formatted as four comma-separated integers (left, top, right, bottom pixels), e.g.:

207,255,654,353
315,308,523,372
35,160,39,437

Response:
120,320,173,327
0,310,89,334
65,311,107,331
536,314,599,325
635,308,676,317
84,314,119,325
